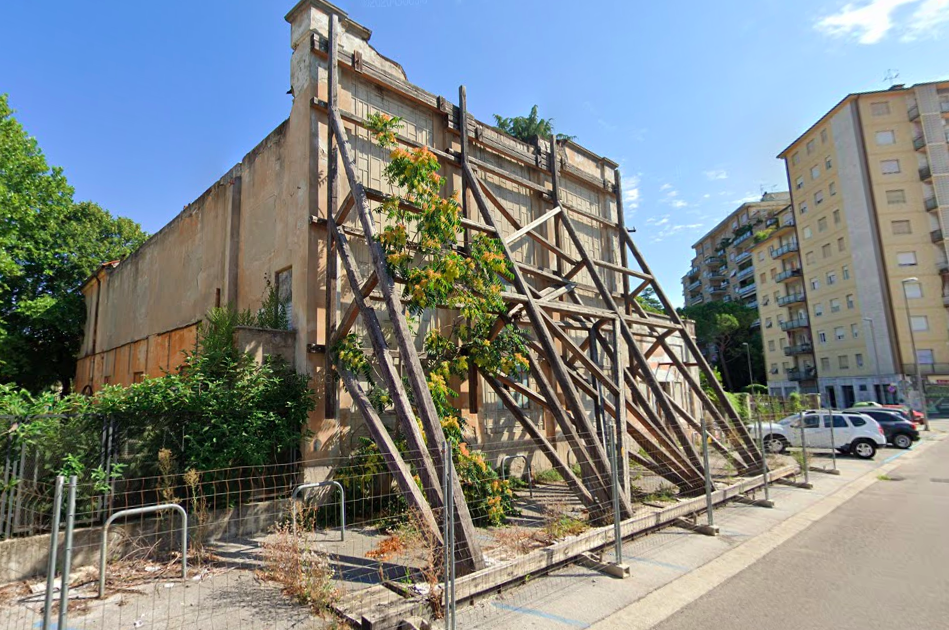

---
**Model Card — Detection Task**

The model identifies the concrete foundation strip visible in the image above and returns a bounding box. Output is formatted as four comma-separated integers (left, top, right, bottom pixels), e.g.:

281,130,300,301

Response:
351,465,798,629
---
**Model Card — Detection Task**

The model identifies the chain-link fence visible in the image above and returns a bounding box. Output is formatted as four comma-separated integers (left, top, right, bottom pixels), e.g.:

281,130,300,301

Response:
0,403,803,630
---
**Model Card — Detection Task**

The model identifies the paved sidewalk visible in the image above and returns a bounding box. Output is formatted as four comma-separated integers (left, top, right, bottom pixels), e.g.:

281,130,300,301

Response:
456,422,948,629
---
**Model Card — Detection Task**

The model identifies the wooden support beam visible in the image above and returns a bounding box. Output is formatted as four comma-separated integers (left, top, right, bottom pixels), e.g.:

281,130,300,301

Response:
476,177,578,265
330,220,445,515
330,98,485,573
338,368,442,542
482,374,594,509
505,206,561,246
617,228,762,469
614,170,632,318
324,15,341,419
557,205,706,479
364,188,496,235
329,272,378,348
461,122,629,519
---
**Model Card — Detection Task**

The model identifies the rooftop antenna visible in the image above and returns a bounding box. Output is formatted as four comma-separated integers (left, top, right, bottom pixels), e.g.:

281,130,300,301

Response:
884,69,900,87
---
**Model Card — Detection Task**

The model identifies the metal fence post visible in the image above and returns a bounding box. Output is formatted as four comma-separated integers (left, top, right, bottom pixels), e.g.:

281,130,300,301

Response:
606,419,622,562
700,415,714,529
799,410,810,486
42,475,64,630
58,476,77,630
443,441,455,630
827,409,838,472
755,406,771,504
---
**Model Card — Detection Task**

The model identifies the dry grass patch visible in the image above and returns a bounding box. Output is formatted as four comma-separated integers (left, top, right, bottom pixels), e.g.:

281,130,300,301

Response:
258,522,340,617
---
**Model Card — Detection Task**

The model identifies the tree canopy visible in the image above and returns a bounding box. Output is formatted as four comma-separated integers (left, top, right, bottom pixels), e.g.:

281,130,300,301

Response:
0,94,148,393
493,105,575,143
678,300,764,392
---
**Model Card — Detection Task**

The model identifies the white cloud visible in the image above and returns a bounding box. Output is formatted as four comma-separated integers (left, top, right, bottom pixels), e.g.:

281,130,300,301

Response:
732,192,760,204
659,183,673,192
622,174,640,210
815,0,949,44
703,194,711,199
645,214,670,226
651,222,704,243
703,169,728,181
670,199,688,209
903,0,949,40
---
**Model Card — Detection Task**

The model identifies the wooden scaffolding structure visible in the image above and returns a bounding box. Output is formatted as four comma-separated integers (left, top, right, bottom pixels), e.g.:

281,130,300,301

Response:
314,15,763,575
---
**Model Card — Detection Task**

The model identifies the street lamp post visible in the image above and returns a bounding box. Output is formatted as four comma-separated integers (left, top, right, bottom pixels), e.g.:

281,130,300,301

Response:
901,278,930,431
862,317,882,403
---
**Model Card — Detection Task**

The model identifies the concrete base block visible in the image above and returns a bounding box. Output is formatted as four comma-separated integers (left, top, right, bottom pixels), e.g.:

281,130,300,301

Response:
732,495,775,509
776,478,814,490
578,553,631,579
810,466,842,476
672,517,719,536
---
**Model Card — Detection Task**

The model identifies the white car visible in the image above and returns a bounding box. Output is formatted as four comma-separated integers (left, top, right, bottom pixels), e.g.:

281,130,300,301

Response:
750,410,886,460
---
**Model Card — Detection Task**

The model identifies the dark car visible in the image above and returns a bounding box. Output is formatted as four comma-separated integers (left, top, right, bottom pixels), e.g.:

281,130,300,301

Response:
844,408,919,449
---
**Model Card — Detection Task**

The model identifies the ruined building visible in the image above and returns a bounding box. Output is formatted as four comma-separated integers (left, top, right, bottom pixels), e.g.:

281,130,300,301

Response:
75,0,758,571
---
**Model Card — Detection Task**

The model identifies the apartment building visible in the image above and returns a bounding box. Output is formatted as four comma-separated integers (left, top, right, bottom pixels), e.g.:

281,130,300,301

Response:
760,81,949,408
682,192,792,311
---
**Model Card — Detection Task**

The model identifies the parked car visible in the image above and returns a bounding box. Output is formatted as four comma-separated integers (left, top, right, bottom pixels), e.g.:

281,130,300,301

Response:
751,410,886,459
852,401,923,425
843,407,919,449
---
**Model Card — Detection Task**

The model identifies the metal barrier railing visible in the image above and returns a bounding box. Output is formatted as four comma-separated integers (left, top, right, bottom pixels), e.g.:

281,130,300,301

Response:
500,455,533,498
291,481,345,541
99,504,188,598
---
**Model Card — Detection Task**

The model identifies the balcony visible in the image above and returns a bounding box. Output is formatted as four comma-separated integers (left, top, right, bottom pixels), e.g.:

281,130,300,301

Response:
920,166,933,182
751,318,760,328
784,343,814,356
765,217,778,229
902,363,949,376
732,230,753,247
709,284,728,294
737,283,757,296
745,300,758,309
771,242,799,259
687,267,700,278
705,255,725,267
734,250,752,264
788,367,818,382
687,279,702,292
736,265,755,280
777,292,806,306
909,104,920,121
932,229,944,244
780,317,810,331
775,268,803,283
703,269,725,280
938,260,949,275
690,294,705,305
925,196,938,212
914,135,926,151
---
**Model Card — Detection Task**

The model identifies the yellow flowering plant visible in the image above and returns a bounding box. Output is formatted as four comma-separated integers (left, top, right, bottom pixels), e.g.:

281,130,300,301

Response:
328,111,530,525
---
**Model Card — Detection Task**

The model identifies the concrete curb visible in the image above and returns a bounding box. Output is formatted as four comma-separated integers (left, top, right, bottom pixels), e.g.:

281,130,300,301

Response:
588,432,948,630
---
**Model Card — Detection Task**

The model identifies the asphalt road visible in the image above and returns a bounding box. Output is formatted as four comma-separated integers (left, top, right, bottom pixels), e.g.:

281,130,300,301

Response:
652,436,949,630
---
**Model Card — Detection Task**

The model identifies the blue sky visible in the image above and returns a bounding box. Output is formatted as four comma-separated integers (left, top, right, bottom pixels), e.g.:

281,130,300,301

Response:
2,0,948,306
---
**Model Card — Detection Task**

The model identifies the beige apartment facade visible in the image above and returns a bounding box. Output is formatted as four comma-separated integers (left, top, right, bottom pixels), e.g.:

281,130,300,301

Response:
682,192,792,313
761,81,949,409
